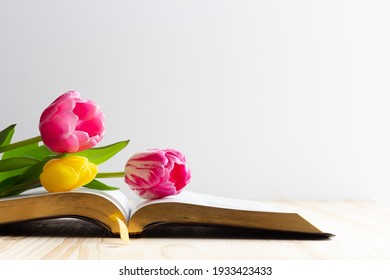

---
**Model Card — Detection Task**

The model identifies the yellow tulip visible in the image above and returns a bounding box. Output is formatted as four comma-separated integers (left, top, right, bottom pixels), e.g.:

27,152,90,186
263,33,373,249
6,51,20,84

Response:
39,156,98,192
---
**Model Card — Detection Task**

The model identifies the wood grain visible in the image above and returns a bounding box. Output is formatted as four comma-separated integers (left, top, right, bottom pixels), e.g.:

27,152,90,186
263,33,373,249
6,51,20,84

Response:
0,200,389,260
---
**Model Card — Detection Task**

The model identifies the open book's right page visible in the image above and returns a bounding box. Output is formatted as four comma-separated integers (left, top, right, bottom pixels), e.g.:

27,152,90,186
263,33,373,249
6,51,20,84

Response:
130,190,277,217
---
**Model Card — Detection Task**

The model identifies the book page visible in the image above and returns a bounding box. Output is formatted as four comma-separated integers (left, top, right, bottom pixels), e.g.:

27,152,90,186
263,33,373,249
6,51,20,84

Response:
77,188,131,221
131,190,277,217
7,187,132,222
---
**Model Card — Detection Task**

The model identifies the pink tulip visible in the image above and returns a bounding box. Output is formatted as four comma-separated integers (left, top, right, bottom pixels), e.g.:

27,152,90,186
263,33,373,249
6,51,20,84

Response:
125,149,191,199
39,91,105,153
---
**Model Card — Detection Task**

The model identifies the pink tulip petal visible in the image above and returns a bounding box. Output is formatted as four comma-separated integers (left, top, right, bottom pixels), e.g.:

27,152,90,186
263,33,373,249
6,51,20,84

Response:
76,116,105,138
73,100,99,120
169,163,189,190
39,91,105,153
124,149,191,199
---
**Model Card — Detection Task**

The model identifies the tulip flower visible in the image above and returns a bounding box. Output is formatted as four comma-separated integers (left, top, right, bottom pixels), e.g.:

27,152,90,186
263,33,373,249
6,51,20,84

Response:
124,149,191,199
39,91,105,153
39,155,98,192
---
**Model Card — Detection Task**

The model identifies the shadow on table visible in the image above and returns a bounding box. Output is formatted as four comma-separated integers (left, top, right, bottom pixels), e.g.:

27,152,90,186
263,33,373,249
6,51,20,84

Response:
0,218,112,238
0,218,333,240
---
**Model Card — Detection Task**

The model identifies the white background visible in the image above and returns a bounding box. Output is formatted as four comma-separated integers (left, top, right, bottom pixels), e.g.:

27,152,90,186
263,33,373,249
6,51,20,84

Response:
0,0,389,203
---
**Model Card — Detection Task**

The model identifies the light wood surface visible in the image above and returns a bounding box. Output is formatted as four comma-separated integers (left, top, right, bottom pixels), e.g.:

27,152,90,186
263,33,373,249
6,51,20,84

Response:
0,200,389,260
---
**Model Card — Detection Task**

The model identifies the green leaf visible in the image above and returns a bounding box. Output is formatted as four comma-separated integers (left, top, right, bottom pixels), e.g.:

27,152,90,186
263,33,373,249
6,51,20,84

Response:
0,155,58,198
0,178,41,198
2,144,55,160
83,179,119,191
74,140,129,165
0,124,16,148
15,155,56,184
0,175,22,191
0,149,56,182
0,157,40,172
0,165,30,182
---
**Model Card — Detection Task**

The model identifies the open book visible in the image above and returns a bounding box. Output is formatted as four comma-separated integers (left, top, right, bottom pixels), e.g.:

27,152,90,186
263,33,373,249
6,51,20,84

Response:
0,188,333,239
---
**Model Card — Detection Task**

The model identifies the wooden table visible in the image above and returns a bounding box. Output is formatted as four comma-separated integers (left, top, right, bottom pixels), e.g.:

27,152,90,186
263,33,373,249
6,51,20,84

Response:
0,200,389,260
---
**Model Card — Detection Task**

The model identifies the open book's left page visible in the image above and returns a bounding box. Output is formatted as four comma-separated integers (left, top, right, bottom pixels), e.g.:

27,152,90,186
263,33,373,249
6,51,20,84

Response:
0,187,132,236
12,187,132,222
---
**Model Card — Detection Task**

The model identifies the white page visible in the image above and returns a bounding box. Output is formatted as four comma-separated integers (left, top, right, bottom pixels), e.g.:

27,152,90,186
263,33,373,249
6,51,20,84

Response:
131,190,277,218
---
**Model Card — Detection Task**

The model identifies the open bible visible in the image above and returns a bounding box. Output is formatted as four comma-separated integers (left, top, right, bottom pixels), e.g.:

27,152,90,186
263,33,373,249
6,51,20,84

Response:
0,188,333,239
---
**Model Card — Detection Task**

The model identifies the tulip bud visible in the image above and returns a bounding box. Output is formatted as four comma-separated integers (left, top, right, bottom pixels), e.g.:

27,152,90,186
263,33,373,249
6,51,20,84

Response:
124,149,191,199
40,156,98,192
39,91,105,153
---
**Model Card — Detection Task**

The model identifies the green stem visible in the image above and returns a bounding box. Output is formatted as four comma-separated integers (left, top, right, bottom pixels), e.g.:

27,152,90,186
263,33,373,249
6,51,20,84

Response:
96,171,125,178
0,135,42,154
